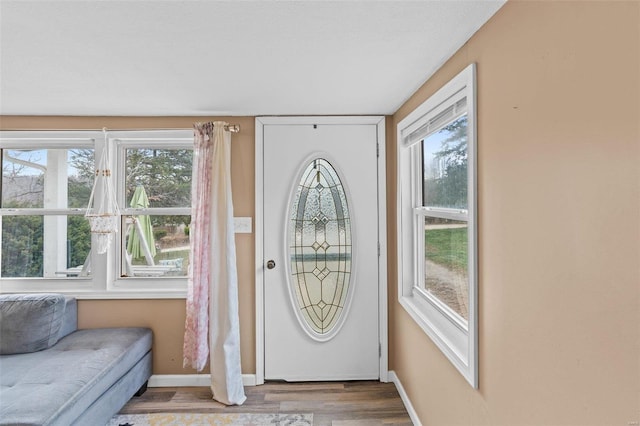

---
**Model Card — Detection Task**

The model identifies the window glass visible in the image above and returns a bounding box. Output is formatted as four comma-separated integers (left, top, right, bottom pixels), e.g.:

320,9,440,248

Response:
422,115,468,210
2,148,94,209
423,216,468,320
1,215,43,277
1,215,91,278
122,214,190,278
68,149,95,208
124,148,192,208
121,146,192,279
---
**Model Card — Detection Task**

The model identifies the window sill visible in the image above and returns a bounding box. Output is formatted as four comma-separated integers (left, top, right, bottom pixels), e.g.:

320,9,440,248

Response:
399,292,476,387
2,289,187,300
71,290,187,299
0,279,187,299
0,288,187,300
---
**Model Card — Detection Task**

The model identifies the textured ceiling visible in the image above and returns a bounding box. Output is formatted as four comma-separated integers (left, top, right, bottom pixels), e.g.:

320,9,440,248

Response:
0,1,505,116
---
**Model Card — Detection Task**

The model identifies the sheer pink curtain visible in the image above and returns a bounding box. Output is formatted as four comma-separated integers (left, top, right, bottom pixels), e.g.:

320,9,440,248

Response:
183,121,246,405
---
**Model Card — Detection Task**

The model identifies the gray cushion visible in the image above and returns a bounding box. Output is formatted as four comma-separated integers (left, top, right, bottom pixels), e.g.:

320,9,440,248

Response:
0,293,66,355
58,296,78,340
0,327,153,425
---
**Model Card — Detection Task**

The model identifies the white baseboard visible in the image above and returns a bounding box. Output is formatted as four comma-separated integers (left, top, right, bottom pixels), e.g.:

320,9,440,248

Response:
389,371,422,426
149,374,257,388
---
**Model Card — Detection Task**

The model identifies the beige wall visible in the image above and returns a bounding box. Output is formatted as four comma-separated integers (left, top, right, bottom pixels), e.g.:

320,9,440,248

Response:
0,116,256,375
391,1,640,425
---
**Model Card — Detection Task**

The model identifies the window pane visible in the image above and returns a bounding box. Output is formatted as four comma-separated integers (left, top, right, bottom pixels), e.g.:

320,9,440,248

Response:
125,148,192,208
422,115,468,209
122,214,190,277
1,149,94,209
1,215,91,278
423,216,468,321
68,149,95,208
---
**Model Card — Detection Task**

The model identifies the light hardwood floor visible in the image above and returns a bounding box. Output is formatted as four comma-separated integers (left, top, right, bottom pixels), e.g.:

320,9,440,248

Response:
119,381,413,425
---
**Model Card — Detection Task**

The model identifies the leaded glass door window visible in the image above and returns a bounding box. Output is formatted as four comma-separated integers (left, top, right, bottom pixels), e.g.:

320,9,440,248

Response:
288,158,352,340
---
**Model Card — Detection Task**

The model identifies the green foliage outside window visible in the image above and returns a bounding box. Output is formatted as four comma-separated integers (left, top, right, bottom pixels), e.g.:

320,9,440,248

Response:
424,116,468,209
425,226,468,273
1,215,43,277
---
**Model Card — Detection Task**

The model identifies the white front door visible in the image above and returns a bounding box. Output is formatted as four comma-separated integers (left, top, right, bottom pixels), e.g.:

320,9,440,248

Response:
259,117,383,381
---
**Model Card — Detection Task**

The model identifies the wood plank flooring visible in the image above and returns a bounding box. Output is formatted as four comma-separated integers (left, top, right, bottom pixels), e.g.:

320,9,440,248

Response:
119,381,413,425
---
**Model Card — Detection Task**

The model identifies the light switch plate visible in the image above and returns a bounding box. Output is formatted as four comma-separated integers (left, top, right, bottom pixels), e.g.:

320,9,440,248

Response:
233,217,252,234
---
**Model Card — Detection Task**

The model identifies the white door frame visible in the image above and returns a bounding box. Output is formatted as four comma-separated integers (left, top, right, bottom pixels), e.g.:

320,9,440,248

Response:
255,116,387,385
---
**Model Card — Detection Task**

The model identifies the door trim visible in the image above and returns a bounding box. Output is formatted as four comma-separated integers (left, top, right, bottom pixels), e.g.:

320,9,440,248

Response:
255,116,387,385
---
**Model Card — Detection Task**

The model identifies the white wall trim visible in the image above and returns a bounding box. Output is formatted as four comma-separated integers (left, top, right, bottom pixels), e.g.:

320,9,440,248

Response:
149,374,257,388
389,371,422,426
254,119,266,385
376,118,389,383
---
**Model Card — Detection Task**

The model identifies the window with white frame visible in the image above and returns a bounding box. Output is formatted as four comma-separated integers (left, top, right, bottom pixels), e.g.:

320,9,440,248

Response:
116,136,193,281
0,130,193,298
397,64,478,387
1,138,95,280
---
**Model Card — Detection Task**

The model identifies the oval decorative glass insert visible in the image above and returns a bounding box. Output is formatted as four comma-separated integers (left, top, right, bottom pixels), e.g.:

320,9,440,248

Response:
288,158,352,338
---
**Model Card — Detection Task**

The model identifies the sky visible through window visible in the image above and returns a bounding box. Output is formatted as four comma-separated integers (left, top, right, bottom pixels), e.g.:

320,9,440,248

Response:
3,149,85,177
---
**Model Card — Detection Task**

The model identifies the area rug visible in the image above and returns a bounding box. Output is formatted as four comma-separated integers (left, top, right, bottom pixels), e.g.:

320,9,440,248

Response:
107,412,313,426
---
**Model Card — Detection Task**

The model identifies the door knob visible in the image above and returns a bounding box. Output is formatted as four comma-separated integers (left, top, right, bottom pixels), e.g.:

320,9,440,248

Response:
266,260,276,270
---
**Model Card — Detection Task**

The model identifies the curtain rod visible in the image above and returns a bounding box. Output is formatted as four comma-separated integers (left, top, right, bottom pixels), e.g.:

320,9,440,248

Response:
103,123,241,133
194,122,240,133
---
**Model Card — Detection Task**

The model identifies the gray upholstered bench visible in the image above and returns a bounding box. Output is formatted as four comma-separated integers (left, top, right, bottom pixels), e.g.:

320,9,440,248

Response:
0,294,152,425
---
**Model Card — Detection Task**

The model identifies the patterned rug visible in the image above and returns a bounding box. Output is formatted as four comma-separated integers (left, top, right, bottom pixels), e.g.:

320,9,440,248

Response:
107,412,313,426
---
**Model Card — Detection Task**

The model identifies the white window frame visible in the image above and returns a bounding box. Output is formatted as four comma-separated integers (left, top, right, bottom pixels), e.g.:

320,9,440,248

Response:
0,130,193,299
397,64,478,387
110,131,193,295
